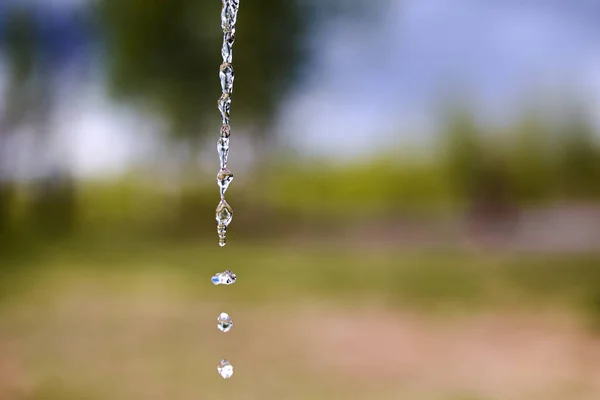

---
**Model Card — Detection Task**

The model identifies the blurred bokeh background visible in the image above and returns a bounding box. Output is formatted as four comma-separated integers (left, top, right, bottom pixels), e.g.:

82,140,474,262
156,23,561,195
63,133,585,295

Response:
1,0,600,399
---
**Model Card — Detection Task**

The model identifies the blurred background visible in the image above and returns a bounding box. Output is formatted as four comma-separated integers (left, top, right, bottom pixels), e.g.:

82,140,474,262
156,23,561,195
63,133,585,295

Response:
1,0,600,398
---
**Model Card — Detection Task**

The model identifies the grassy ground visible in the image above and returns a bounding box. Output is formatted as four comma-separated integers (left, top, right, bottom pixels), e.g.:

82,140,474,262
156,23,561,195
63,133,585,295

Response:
1,239,600,399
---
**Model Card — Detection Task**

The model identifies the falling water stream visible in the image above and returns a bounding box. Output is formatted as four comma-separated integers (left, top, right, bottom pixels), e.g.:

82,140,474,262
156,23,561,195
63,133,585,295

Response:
213,0,240,380
215,0,238,248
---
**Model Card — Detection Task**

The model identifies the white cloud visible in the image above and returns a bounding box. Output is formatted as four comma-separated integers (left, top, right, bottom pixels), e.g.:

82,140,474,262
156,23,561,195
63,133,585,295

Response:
54,82,163,178
279,0,600,158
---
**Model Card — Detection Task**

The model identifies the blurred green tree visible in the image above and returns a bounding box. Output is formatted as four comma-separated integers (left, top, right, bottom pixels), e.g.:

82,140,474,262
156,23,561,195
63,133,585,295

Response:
97,0,311,142
0,8,37,235
507,110,556,203
440,109,483,202
441,108,519,233
558,114,600,199
0,7,78,238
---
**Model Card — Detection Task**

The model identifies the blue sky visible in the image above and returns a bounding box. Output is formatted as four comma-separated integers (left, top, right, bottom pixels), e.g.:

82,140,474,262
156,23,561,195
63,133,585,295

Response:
280,0,600,158
1,0,600,174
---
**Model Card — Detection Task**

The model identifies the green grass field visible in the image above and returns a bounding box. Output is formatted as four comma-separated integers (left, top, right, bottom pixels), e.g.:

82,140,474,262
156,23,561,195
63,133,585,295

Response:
1,240,600,399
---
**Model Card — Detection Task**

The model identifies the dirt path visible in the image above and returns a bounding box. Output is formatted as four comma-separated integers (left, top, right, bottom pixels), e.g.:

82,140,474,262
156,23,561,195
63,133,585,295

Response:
288,307,600,399
2,290,600,399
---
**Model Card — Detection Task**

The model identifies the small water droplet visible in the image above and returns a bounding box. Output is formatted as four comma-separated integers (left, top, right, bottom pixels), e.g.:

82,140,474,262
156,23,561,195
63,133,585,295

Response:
217,223,228,246
217,359,234,379
218,93,231,125
216,199,233,245
216,199,233,225
217,168,234,198
217,312,233,332
221,30,235,63
219,63,235,94
217,136,229,169
221,0,239,32
220,124,231,138
211,270,237,285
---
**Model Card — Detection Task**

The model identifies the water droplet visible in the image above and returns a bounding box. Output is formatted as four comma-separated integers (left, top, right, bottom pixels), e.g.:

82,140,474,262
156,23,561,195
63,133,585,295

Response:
217,136,229,169
211,270,237,285
216,199,233,225
219,63,235,94
217,228,228,246
217,359,234,379
217,312,233,332
218,93,231,125
217,168,234,198
221,30,235,63
221,0,239,32
220,124,231,138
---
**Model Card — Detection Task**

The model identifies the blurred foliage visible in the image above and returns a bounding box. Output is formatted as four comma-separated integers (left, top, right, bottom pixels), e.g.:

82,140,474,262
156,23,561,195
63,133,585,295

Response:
96,0,312,138
0,9,40,236
558,116,600,198
3,238,600,317
1,106,600,241
440,109,483,201
0,7,36,86
267,159,452,217
506,112,556,202
0,2,599,243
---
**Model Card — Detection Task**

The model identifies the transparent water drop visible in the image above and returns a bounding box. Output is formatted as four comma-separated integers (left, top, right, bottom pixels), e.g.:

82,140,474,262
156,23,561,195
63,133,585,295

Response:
219,63,235,94
217,136,229,169
218,93,231,125
216,199,233,226
220,124,231,138
217,226,227,247
221,0,239,32
217,359,234,379
216,200,233,245
211,270,237,285
221,30,235,63
217,312,233,332
217,168,234,198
